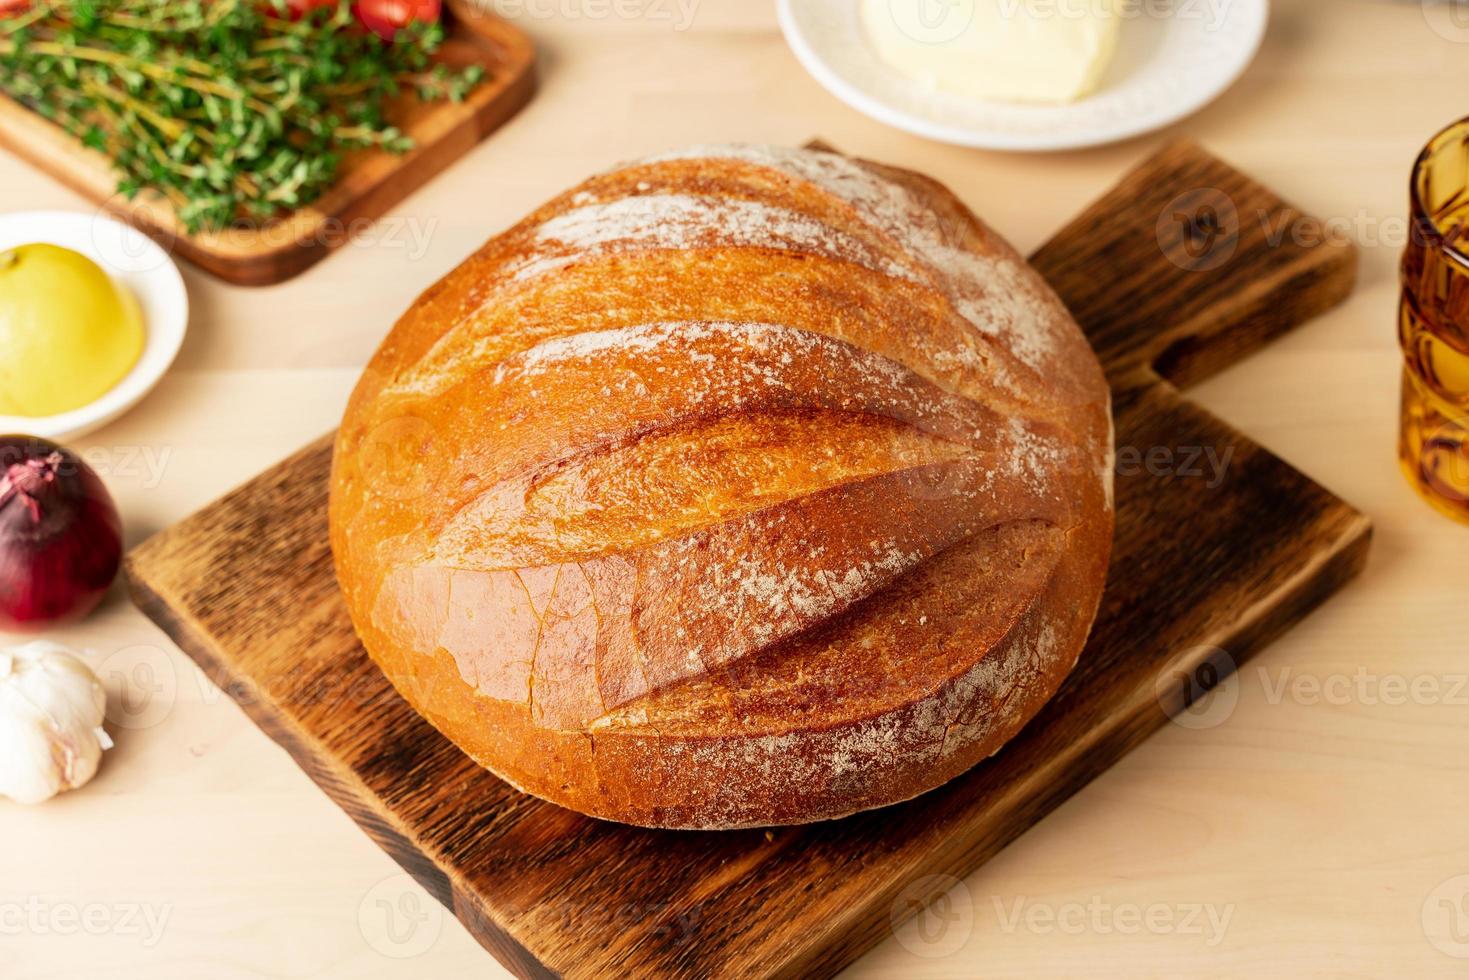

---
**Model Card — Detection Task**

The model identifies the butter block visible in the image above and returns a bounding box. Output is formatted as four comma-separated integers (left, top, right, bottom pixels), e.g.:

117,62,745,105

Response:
862,0,1123,104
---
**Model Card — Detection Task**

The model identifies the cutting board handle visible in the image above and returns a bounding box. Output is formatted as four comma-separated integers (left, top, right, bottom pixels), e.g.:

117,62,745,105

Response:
1030,140,1358,390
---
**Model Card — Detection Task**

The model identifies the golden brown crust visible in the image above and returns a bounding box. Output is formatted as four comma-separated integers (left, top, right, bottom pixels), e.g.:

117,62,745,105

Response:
329,144,1113,829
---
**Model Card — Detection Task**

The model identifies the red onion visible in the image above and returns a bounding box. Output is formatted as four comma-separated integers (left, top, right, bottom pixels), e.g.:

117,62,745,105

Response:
0,435,123,630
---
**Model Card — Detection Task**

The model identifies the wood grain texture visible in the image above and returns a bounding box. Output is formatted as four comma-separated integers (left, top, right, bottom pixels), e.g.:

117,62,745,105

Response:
0,0,536,286
124,141,1369,979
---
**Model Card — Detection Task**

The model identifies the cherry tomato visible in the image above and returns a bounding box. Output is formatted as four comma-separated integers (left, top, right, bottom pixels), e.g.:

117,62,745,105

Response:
0,0,31,15
353,0,441,40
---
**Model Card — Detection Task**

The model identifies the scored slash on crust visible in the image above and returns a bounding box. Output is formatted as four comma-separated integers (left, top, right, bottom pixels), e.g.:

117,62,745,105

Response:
329,143,1114,828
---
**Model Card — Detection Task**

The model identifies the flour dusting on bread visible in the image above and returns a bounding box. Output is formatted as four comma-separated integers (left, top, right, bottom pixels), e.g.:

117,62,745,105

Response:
646,143,1066,375
513,193,917,284
330,144,1114,828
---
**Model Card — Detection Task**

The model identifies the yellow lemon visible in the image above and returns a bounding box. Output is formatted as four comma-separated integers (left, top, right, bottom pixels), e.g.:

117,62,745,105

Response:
0,244,145,417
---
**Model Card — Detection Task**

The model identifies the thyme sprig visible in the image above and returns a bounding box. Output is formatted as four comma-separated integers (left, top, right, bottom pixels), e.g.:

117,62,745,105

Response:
0,0,485,231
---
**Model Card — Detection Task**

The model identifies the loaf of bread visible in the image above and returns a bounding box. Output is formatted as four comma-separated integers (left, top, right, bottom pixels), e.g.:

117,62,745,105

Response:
329,144,1114,829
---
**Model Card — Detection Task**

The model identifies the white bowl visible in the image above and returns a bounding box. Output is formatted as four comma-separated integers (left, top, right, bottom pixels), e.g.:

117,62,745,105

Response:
0,211,188,441
778,0,1269,151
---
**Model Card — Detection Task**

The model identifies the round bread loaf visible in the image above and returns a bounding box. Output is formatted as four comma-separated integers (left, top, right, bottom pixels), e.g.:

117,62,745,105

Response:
329,144,1114,829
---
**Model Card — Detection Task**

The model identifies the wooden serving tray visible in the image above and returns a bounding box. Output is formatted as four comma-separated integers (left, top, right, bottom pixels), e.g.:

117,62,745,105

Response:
0,0,535,286
126,141,1369,978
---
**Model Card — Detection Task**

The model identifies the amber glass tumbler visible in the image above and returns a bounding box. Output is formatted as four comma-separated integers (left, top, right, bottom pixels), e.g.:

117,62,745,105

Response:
1401,117,1469,523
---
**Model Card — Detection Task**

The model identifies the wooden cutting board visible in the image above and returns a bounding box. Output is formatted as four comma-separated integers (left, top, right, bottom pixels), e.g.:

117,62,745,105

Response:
0,0,535,286
125,141,1370,978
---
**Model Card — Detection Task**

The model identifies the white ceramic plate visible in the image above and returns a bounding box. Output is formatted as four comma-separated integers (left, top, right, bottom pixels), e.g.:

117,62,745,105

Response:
0,211,188,441
778,0,1269,151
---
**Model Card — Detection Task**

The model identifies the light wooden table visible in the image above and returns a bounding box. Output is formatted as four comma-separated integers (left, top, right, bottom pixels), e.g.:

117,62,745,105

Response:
2,1,1467,976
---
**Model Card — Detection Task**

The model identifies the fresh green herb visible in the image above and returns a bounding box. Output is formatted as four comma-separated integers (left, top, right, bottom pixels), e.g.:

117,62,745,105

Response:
0,0,485,231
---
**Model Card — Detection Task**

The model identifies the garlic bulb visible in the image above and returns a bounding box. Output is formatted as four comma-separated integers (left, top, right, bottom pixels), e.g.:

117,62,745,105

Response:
0,640,112,804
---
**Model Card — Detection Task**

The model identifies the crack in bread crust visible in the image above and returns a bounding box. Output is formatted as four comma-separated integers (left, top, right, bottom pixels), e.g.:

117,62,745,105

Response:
329,144,1114,828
